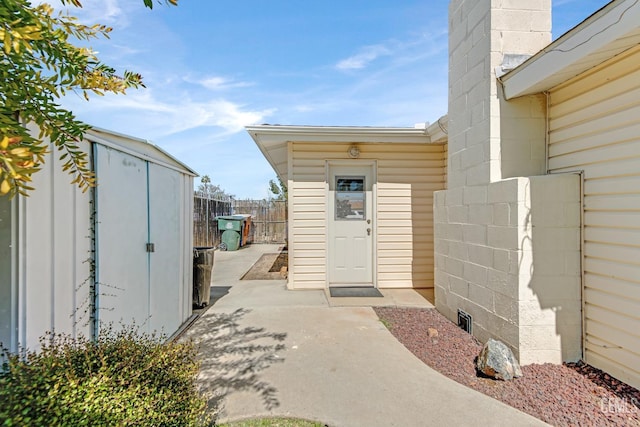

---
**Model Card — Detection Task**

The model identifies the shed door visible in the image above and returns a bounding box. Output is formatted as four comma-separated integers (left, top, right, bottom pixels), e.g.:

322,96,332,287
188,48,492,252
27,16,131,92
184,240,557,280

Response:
328,165,374,286
95,146,185,336
95,145,149,330
148,163,182,334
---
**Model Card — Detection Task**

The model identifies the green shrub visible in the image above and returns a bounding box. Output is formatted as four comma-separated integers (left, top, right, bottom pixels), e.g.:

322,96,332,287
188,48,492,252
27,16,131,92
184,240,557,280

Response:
0,325,215,426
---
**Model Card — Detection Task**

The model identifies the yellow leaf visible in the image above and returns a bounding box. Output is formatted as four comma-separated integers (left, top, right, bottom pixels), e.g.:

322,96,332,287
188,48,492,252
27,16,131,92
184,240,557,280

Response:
0,180,10,195
9,147,28,156
3,31,11,55
0,136,9,149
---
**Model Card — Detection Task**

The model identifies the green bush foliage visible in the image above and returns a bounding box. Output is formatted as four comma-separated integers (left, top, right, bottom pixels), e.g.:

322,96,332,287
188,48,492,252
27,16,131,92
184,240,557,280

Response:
0,325,214,426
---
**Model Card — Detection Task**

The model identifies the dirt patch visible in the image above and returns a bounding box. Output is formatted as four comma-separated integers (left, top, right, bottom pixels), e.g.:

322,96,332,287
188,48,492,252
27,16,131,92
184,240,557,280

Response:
268,251,288,273
374,307,640,427
241,249,288,280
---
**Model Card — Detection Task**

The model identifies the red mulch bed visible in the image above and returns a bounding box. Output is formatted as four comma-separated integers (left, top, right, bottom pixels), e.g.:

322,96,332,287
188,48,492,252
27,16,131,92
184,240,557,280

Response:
374,307,640,427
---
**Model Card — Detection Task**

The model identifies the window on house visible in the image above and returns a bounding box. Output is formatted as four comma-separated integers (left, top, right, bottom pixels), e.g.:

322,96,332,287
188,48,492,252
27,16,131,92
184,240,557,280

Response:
335,176,365,220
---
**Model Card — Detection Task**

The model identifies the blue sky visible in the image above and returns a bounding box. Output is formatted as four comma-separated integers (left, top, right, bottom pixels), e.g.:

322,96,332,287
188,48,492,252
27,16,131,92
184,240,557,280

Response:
58,0,610,199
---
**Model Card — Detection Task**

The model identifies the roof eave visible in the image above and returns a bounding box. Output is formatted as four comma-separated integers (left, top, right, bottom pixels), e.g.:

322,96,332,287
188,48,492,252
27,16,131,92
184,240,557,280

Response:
246,124,432,144
501,0,640,100
246,122,448,182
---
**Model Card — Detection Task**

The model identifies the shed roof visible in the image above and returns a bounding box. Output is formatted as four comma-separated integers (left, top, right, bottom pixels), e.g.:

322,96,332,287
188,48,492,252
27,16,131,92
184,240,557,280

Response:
86,127,197,177
500,0,640,99
247,119,448,181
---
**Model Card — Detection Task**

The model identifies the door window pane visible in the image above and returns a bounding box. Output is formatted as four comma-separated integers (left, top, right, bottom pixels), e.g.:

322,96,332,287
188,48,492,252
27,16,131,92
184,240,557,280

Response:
335,176,365,220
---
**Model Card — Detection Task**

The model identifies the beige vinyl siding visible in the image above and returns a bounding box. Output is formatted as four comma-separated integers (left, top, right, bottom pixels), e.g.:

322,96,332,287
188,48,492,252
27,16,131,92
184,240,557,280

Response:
290,141,446,289
377,144,445,288
289,144,329,289
548,44,640,389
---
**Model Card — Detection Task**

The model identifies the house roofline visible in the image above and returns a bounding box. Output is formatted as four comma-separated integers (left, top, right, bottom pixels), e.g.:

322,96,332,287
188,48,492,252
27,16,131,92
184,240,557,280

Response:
246,124,432,143
247,118,448,181
500,0,640,99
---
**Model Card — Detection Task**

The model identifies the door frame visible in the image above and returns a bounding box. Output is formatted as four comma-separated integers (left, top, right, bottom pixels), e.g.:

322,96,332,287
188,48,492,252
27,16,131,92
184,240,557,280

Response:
325,160,377,288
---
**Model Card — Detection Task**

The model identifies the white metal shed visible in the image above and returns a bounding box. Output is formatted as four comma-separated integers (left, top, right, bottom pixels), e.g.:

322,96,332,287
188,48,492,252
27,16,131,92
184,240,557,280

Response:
0,126,196,352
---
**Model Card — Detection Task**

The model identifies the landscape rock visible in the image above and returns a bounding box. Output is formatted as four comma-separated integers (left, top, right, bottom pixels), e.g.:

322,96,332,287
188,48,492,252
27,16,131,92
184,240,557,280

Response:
427,328,439,338
476,339,523,381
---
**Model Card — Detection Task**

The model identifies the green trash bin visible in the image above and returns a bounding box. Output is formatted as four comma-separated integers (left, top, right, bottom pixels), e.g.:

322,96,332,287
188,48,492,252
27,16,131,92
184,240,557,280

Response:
216,215,247,251
220,229,241,251
217,216,243,232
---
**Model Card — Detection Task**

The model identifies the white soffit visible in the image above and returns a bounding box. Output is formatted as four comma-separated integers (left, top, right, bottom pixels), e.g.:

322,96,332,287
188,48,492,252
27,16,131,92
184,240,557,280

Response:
501,0,640,100
246,123,446,182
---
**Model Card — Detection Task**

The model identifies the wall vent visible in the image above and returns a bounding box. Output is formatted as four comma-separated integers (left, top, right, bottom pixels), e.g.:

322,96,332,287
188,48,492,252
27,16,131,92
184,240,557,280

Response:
457,309,472,334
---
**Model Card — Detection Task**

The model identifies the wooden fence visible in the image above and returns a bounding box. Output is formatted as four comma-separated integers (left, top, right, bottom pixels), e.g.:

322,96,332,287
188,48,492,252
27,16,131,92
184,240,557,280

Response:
193,196,287,247
193,197,232,247
232,199,287,244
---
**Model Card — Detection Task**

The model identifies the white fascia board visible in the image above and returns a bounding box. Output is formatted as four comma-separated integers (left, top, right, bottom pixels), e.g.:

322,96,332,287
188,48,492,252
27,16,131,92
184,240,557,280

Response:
501,0,640,100
246,124,437,181
245,125,430,144
426,115,448,144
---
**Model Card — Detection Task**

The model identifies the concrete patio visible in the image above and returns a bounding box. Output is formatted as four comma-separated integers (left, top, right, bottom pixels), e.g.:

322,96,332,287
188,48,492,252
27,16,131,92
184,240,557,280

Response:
184,244,548,427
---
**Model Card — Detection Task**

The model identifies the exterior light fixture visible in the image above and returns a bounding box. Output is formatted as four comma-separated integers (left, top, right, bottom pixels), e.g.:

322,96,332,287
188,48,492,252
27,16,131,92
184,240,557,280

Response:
348,145,360,159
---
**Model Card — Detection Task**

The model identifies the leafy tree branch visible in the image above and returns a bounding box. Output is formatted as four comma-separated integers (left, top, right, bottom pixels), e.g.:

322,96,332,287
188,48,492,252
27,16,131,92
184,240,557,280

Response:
0,0,175,197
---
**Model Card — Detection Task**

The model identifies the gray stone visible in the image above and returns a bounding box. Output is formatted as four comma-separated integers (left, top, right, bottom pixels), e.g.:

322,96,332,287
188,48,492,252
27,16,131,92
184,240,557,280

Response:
476,338,523,381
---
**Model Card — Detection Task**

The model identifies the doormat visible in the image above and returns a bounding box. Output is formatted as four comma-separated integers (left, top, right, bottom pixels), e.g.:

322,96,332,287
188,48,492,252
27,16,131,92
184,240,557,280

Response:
329,287,383,298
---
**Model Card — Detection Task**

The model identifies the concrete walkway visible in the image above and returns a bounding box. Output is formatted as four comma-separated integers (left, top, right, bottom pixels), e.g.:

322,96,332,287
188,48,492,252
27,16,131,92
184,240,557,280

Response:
185,244,548,427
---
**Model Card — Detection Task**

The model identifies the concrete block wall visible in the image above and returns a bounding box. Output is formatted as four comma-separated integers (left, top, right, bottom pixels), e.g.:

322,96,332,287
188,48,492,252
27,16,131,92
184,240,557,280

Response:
435,0,582,364
520,174,582,363
435,174,582,363
435,181,522,351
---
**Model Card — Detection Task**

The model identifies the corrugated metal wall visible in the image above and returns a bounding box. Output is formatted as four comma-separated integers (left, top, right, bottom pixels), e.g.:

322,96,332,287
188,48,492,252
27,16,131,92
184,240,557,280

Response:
17,131,92,351
289,142,446,289
0,196,12,349
548,44,640,389
7,128,194,352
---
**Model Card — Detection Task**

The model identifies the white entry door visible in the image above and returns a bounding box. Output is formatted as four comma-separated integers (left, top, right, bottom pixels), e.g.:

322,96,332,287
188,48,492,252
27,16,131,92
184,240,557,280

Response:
328,164,374,286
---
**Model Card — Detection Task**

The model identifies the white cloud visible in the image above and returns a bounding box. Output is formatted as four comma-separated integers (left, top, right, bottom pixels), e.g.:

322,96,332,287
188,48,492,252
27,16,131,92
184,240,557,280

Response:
177,99,273,134
334,27,448,73
64,89,275,138
191,75,254,91
40,0,136,28
336,44,391,70
294,105,315,113
80,0,124,24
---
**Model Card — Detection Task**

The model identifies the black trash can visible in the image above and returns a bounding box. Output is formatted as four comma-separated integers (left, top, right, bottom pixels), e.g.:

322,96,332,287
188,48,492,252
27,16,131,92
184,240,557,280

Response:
193,247,215,308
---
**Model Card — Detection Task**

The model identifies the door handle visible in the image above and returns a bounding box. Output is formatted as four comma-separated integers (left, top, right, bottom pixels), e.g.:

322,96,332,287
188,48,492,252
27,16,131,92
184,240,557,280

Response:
367,228,371,236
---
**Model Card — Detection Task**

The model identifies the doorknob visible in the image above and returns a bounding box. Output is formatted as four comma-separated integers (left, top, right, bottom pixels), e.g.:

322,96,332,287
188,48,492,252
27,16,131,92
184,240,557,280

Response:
367,219,371,224
367,228,371,236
